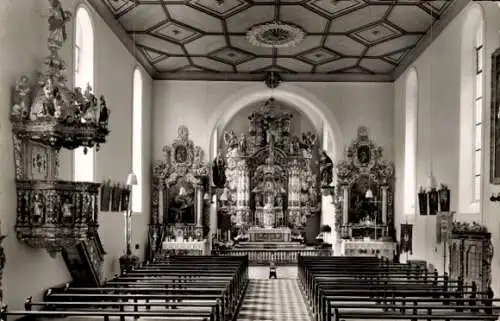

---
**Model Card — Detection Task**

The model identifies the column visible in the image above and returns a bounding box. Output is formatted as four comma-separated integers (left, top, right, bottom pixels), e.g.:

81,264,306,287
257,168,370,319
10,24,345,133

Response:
321,188,335,244
342,186,348,227
158,184,164,225
195,186,203,227
381,186,388,225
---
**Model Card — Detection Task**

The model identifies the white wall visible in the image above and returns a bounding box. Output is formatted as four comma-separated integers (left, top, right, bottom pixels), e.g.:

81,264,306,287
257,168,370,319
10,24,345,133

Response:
0,0,152,309
393,1,500,294
152,81,394,162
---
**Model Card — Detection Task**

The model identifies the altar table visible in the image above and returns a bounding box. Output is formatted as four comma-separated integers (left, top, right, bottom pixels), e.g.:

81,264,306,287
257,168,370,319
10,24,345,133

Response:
162,239,208,255
341,239,396,261
248,227,291,242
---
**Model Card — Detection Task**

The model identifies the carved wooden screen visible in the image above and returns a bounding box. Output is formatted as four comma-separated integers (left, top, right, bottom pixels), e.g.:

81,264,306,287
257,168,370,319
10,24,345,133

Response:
449,222,493,292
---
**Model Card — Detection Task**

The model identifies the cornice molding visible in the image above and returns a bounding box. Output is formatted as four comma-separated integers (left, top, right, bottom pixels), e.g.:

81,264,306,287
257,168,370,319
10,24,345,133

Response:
86,0,157,76
154,71,393,82
392,0,471,80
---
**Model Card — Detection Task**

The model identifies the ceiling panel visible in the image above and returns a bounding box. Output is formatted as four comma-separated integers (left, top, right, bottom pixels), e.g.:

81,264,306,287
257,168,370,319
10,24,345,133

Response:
168,5,224,33
118,4,166,31
277,58,313,73
328,5,390,33
98,0,458,80
184,36,227,55
387,5,434,33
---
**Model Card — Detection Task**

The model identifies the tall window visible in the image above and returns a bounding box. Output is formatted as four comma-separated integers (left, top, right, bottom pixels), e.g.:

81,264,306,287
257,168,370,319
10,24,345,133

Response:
472,23,484,202
132,69,143,213
73,7,95,182
404,68,418,214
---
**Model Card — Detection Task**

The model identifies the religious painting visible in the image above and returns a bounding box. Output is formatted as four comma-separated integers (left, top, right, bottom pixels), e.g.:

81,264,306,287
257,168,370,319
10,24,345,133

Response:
174,146,188,164
100,180,112,212
167,179,195,225
490,48,500,184
357,145,371,165
400,224,413,254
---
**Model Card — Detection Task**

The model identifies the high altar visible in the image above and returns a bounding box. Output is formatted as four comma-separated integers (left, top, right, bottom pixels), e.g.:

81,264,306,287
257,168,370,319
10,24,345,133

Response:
215,98,322,243
334,127,396,260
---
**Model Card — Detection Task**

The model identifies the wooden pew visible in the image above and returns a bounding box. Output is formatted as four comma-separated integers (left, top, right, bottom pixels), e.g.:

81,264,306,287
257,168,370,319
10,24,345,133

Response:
37,255,249,321
298,255,500,321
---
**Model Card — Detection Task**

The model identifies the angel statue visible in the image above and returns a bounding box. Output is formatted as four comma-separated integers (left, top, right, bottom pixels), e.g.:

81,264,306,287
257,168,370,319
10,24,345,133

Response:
47,0,72,50
11,75,31,119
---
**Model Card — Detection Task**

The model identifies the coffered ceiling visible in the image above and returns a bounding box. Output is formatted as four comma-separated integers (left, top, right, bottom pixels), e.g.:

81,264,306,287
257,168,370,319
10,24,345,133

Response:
89,0,468,81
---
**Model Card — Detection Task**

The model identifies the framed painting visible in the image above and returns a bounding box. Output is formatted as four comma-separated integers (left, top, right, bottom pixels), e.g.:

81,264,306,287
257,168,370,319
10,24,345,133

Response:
490,49,500,184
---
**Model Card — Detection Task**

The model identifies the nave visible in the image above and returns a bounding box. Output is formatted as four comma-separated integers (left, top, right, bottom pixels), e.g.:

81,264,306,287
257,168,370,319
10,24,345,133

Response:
1,255,499,321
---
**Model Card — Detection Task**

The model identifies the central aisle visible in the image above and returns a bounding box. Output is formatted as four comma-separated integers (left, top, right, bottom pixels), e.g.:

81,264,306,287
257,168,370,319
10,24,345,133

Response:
236,267,313,321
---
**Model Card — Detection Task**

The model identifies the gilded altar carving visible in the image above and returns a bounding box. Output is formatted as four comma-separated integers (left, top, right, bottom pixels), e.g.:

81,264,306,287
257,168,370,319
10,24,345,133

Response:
220,98,320,231
334,126,394,239
151,126,208,229
9,0,109,259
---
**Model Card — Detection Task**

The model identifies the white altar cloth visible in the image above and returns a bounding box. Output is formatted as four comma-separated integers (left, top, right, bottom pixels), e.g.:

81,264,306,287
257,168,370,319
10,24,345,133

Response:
341,239,396,261
162,239,208,255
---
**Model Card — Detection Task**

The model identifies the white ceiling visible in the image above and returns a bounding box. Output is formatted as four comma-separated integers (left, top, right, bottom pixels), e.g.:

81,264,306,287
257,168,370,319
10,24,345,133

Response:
89,0,467,81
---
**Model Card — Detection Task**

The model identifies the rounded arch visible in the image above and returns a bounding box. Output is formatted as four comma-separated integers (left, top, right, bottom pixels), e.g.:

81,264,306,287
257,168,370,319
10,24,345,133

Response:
207,83,344,162
403,66,418,215
74,4,95,87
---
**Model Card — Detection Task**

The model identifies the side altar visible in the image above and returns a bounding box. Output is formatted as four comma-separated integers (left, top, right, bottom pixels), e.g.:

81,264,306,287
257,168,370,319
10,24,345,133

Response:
334,127,396,261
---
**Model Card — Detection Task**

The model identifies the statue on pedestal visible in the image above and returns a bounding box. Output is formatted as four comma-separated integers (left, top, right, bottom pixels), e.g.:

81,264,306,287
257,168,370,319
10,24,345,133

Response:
263,195,275,228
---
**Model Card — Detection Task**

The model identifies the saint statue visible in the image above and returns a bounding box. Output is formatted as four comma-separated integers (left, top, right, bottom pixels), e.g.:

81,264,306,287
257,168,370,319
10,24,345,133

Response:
212,152,226,188
319,150,333,187
263,195,274,228
48,0,72,50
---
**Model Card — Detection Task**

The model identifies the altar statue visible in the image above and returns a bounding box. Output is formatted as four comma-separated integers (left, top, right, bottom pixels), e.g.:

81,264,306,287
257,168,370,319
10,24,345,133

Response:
252,156,286,194
263,195,274,228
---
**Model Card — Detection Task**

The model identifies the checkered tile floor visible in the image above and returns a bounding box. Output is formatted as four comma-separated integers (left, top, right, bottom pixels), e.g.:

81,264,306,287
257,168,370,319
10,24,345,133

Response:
236,278,313,321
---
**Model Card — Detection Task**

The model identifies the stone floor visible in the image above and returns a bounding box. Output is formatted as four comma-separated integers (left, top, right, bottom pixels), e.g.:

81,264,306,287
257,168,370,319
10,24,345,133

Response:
247,265,298,279
235,266,313,321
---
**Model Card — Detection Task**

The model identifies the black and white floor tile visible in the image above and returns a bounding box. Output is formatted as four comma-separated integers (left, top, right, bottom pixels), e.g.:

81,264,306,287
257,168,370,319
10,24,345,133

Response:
236,267,312,321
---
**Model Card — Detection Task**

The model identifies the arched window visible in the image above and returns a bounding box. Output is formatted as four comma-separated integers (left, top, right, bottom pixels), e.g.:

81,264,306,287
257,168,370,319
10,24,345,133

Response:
472,22,484,202
73,6,95,182
132,68,143,213
459,5,484,213
404,68,418,215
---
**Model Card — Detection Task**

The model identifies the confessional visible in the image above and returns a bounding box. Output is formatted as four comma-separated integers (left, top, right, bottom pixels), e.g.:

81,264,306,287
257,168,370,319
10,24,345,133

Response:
449,222,493,292
335,127,396,260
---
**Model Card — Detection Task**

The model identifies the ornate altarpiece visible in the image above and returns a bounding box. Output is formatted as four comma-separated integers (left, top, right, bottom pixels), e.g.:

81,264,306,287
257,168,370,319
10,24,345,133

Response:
150,126,209,256
220,98,320,234
335,127,395,240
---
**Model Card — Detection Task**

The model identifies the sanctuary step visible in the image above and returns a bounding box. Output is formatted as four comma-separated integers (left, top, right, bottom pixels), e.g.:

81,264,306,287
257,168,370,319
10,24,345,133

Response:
236,279,313,321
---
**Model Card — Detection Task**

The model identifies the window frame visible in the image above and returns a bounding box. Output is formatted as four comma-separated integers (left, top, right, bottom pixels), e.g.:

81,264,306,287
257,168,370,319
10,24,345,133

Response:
72,5,96,183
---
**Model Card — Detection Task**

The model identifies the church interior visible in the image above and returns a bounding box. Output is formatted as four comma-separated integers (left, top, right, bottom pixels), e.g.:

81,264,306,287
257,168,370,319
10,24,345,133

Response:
1,0,500,320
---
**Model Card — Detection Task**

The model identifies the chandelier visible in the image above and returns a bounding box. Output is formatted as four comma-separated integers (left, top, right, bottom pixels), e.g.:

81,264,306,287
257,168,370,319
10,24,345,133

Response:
246,0,304,48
